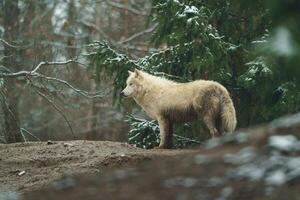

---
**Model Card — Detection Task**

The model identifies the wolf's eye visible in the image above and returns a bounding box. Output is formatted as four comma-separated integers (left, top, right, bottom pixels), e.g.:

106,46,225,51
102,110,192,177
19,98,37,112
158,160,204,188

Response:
129,83,133,86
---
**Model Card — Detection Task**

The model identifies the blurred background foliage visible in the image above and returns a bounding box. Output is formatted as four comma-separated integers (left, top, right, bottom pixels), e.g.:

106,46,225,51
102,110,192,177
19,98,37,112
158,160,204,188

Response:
0,0,299,148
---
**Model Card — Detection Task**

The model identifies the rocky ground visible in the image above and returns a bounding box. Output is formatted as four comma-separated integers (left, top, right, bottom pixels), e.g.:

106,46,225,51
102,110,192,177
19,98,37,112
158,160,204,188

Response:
1,113,300,200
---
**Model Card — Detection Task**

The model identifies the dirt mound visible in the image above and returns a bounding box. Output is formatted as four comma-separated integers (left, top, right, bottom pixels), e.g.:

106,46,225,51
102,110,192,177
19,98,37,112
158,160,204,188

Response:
0,140,197,193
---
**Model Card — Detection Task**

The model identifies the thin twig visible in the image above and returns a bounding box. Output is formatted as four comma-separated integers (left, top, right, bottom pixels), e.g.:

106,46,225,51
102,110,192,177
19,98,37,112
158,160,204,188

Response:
21,128,41,142
0,38,29,49
20,131,27,142
118,23,158,44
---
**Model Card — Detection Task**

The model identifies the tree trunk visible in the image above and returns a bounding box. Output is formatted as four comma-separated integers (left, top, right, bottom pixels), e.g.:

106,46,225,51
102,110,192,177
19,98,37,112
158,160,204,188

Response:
2,0,23,143
122,0,129,38
85,3,105,140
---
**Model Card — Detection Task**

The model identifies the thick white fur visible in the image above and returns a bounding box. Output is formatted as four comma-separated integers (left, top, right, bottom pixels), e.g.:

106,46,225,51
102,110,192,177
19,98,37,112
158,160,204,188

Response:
122,69,237,149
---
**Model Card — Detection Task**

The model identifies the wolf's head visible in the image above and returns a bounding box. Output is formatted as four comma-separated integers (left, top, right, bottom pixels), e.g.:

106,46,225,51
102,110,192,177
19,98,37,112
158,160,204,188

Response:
121,69,144,98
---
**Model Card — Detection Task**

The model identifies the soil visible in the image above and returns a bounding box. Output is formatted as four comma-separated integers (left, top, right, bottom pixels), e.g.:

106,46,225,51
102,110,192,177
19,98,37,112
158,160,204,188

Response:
0,140,197,192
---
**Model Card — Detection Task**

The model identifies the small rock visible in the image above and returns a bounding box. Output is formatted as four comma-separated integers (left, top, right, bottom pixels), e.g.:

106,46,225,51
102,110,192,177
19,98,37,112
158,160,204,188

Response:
47,140,55,145
18,170,26,176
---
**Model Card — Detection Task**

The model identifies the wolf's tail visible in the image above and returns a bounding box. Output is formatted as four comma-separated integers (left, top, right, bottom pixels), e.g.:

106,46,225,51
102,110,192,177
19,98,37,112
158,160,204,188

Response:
220,95,237,133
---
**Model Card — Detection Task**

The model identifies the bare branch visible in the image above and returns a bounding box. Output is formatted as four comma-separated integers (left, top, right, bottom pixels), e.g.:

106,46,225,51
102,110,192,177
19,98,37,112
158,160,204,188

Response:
32,58,78,73
39,75,106,99
0,70,35,78
21,128,41,142
0,58,78,77
0,58,106,99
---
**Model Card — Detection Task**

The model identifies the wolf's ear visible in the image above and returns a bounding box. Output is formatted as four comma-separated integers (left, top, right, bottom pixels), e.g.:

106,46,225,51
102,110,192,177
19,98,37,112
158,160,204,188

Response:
128,70,133,75
134,69,143,79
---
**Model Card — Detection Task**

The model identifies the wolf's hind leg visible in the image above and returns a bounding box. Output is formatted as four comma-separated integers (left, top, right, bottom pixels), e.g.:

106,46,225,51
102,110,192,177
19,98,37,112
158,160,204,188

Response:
216,114,224,136
203,115,220,137
156,117,173,149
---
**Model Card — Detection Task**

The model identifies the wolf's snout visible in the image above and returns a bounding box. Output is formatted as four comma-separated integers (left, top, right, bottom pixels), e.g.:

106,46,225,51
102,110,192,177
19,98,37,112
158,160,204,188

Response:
120,91,125,97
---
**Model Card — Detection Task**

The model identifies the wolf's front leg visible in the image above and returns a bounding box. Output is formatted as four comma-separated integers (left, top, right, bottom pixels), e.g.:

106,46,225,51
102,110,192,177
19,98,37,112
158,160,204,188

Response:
155,117,173,149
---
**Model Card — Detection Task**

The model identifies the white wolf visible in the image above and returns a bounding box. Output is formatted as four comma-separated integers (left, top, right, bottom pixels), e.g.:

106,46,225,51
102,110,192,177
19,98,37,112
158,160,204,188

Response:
121,69,237,149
